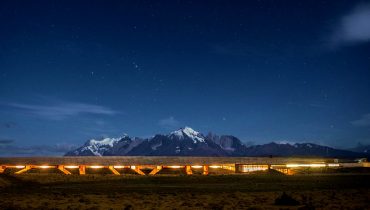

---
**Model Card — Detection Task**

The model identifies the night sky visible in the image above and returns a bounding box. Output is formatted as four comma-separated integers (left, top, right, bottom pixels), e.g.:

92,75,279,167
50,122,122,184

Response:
1,0,370,155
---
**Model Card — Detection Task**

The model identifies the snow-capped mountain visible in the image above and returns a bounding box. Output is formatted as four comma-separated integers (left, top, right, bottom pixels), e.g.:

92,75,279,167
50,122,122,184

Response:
65,127,367,158
170,127,205,143
127,127,227,156
64,135,143,156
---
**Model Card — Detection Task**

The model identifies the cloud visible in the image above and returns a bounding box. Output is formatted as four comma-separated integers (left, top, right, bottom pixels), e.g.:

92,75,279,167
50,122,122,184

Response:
331,3,370,46
158,116,180,129
0,143,77,157
0,139,14,145
7,101,118,120
351,113,370,127
0,122,17,129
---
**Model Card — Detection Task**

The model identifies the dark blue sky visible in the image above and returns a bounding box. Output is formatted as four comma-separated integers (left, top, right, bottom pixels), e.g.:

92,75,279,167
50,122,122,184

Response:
1,0,370,155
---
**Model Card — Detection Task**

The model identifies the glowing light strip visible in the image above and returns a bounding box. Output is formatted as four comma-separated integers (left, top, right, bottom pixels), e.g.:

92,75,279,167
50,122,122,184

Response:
113,166,126,169
168,166,182,169
38,166,54,169
89,166,104,169
286,163,326,168
328,163,340,167
209,166,221,169
65,166,79,169
15,166,25,169
191,165,203,169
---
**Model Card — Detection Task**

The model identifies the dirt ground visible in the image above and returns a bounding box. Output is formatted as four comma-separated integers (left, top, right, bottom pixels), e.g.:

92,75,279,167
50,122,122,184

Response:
0,172,369,210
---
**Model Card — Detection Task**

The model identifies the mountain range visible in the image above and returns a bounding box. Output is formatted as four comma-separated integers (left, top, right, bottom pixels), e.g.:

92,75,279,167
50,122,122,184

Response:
65,127,368,158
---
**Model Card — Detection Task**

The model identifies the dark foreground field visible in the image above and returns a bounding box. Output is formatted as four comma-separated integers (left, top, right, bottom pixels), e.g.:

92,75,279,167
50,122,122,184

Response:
1,171,370,210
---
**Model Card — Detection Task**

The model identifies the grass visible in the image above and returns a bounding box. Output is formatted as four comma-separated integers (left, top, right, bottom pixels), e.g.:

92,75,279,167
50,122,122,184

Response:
0,171,369,209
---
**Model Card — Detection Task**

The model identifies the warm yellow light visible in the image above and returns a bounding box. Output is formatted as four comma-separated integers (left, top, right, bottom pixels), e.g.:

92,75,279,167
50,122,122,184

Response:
65,166,79,169
210,165,221,169
310,163,326,167
191,165,203,169
168,166,182,169
39,165,53,169
113,166,126,169
90,166,104,169
286,163,326,168
328,163,340,167
222,166,234,170
286,164,305,168
15,165,25,169
286,164,302,168
130,166,136,169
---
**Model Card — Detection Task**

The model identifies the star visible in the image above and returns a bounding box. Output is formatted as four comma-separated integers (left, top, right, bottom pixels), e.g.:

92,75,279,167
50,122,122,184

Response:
133,62,141,71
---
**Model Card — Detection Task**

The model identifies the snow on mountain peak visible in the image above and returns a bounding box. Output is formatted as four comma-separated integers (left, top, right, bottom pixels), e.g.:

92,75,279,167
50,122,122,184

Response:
275,140,296,145
170,126,205,143
182,126,200,136
82,135,128,156
88,137,121,147
66,128,362,157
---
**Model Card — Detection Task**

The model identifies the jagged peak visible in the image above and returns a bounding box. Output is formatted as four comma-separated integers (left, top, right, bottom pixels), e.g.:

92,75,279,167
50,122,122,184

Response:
86,134,129,147
65,129,363,158
170,126,205,143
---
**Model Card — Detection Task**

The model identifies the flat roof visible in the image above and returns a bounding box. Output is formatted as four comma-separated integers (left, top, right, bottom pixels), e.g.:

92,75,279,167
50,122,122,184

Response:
0,156,338,165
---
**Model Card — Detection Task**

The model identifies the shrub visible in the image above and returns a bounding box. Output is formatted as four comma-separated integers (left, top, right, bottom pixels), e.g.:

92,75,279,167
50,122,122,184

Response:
274,192,300,206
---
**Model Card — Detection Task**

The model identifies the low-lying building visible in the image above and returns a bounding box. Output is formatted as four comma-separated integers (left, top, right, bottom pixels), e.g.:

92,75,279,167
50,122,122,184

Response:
0,156,368,175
